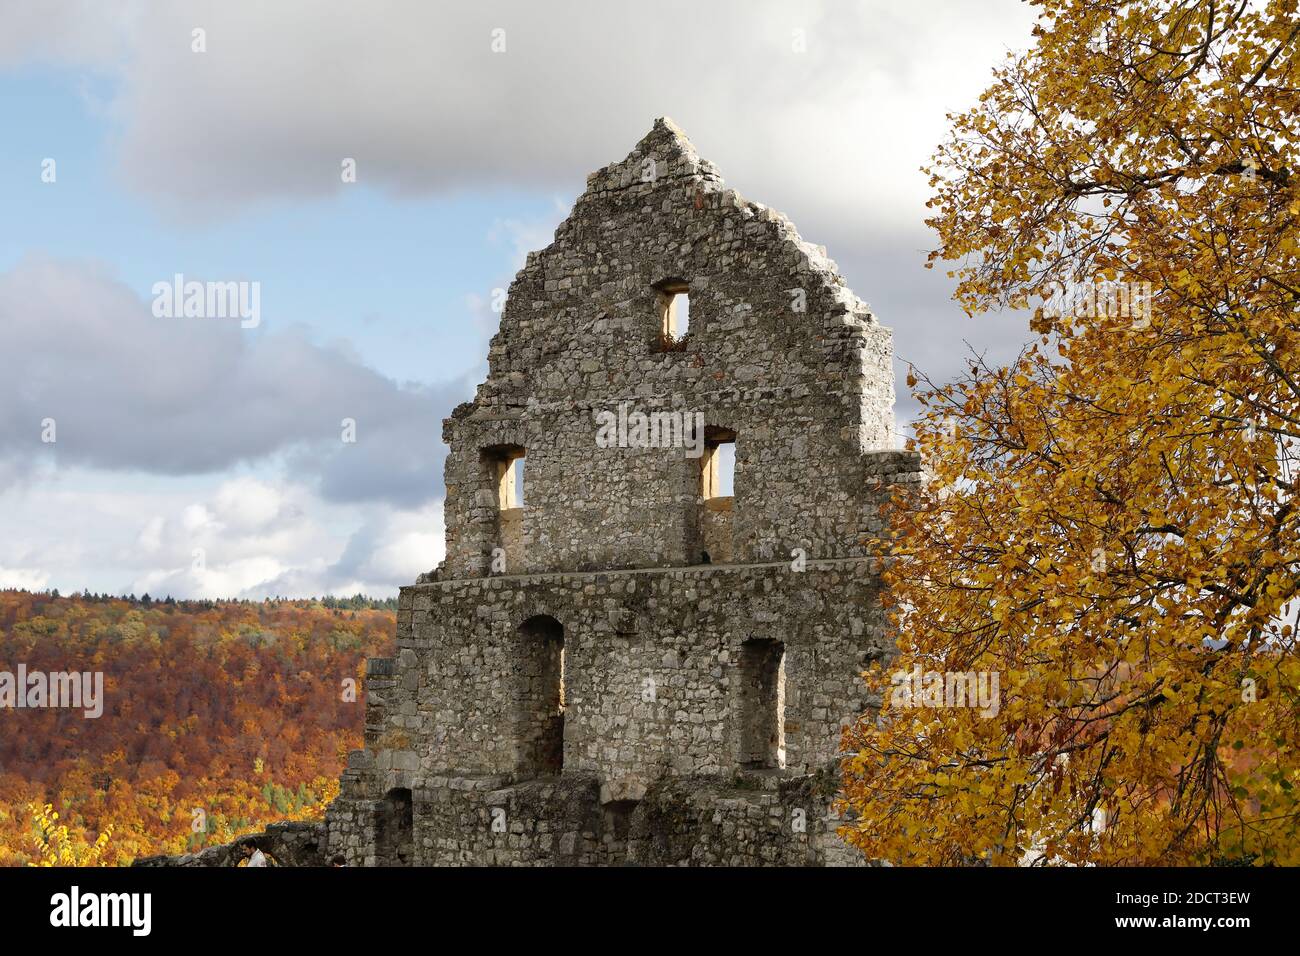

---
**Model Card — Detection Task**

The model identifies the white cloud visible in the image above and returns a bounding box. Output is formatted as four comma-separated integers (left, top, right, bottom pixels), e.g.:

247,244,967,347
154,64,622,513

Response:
358,526,444,583
212,476,287,531
0,468,443,598
487,201,571,270
137,514,165,552
180,503,217,535
134,554,288,601
0,566,50,591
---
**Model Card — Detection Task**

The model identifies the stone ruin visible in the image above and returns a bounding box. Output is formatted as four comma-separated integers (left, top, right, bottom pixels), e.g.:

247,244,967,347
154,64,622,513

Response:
138,117,922,867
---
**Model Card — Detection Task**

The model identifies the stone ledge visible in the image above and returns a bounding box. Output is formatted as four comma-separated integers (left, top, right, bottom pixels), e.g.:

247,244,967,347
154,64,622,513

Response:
406,555,883,592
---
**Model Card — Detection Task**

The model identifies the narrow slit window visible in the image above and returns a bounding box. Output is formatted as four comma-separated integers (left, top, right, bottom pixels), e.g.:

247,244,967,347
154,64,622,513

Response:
712,442,733,497
482,445,526,574
510,455,526,507
666,291,689,336
701,429,736,500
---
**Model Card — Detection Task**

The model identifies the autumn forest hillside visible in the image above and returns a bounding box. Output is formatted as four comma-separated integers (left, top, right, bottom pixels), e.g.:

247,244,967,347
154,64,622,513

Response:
0,589,394,865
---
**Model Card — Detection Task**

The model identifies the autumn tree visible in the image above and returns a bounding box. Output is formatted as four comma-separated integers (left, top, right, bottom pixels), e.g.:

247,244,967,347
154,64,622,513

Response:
28,804,113,867
841,0,1300,864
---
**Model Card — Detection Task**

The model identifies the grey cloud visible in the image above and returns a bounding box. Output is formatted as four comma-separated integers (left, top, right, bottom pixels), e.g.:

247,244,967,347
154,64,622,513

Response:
0,255,469,505
0,0,138,68
6,0,1034,234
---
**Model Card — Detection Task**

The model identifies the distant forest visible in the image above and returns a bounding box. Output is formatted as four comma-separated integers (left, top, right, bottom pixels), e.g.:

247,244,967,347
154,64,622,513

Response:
0,589,394,865
39,589,400,611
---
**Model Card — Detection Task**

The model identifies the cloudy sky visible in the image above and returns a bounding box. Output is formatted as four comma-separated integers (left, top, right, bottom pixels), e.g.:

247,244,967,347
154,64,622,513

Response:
0,0,1038,598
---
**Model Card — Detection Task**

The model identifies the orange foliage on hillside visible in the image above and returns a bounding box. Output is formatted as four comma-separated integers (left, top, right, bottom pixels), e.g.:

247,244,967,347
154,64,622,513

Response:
0,589,394,865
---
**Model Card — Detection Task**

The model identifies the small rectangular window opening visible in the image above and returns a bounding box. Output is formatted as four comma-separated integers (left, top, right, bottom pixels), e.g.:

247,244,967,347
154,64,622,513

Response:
486,446,526,509
656,281,690,349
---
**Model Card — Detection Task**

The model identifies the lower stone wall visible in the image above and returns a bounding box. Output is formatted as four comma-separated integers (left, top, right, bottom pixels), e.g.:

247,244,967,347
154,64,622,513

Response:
418,774,608,865
135,558,894,869
322,769,860,867
387,559,888,788
325,774,610,866
628,772,860,866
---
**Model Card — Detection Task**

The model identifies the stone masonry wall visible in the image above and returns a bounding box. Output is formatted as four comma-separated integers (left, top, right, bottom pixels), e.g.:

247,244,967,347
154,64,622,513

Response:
386,560,889,787
439,118,897,580
322,544,914,867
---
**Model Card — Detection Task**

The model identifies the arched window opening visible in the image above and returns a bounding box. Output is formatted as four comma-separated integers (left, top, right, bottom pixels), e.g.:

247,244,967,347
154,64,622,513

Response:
516,615,565,776
738,638,786,770
377,787,413,865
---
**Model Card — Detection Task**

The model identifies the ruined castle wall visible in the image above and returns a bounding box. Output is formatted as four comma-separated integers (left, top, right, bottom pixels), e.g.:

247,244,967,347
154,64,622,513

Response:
158,121,923,870
128,120,919,869
440,120,898,580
